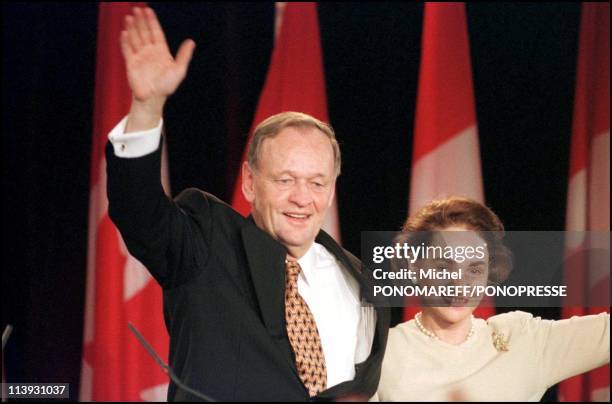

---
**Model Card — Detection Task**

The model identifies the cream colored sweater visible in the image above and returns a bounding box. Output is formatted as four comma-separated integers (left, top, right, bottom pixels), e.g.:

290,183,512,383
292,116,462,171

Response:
375,311,610,402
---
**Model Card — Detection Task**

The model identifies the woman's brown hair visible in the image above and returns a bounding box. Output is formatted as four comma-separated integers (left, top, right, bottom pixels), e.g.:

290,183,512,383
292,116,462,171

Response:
400,196,512,285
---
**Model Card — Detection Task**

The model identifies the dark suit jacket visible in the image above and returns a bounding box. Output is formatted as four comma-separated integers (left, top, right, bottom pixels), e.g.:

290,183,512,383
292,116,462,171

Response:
106,142,390,401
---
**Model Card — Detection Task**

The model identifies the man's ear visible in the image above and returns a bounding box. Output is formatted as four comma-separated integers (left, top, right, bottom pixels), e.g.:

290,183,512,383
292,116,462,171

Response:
327,180,336,208
241,161,256,203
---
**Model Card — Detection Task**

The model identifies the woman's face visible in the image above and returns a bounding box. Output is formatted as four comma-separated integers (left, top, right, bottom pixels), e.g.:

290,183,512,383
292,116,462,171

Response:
418,225,490,324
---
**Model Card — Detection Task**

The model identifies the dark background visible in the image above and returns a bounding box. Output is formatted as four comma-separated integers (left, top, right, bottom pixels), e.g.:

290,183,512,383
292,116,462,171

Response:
2,2,584,401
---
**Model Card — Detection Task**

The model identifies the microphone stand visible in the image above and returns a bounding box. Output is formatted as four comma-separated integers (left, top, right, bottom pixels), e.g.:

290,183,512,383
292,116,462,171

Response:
2,325,13,402
127,322,217,402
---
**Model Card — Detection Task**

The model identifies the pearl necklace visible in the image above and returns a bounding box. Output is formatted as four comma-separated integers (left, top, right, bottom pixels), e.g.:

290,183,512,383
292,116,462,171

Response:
414,312,475,342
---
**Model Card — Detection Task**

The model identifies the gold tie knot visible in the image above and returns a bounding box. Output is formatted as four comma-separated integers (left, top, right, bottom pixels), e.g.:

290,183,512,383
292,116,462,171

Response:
285,259,301,278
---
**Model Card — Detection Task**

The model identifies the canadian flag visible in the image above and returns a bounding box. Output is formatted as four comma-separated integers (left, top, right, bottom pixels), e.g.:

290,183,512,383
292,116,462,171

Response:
559,3,609,402
80,3,170,401
230,2,341,243
404,2,494,321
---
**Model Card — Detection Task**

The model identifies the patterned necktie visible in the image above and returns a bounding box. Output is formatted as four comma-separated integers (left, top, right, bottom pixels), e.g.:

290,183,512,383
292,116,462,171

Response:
284,259,327,397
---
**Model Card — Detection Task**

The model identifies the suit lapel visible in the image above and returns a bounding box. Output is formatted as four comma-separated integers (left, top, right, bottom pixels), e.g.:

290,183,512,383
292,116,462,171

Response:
315,230,358,273
241,219,287,338
315,229,387,305
240,219,304,388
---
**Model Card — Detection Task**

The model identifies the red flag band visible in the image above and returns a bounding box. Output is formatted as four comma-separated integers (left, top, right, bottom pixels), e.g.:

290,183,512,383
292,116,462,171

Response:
559,3,610,402
405,3,493,321
81,3,170,401
231,2,341,243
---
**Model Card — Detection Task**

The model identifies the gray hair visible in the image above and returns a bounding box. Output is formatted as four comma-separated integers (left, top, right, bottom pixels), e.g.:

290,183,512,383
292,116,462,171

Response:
246,111,341,178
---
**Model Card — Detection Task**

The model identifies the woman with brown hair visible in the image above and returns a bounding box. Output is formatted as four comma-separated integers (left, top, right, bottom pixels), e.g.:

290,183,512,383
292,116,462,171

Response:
375,197,609,401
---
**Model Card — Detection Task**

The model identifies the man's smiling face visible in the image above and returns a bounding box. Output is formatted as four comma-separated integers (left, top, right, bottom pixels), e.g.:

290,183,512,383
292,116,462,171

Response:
242,125,336,258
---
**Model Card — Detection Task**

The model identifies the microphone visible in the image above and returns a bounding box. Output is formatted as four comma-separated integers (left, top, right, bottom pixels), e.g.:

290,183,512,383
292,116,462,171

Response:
2,325,12,351
127,322,217,402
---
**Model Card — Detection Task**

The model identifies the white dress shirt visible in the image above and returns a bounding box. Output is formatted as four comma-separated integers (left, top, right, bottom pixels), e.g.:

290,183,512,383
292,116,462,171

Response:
295,242,376,388
108,116,377,389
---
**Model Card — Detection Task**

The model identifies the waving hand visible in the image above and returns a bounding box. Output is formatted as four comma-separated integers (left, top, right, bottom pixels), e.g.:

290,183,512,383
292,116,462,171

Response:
121,7,196,131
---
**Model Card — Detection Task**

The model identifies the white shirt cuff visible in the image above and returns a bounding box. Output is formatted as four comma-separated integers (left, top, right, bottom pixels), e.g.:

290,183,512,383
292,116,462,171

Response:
108,116,163,158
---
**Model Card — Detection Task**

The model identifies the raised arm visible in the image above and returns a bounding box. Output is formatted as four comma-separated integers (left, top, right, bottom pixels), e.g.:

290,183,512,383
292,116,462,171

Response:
539,312,610,387
106,7,205,288
120,6,196,132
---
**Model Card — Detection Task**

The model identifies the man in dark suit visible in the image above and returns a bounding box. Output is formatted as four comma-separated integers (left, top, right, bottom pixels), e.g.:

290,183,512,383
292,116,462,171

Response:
106,6,389,401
